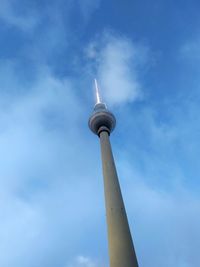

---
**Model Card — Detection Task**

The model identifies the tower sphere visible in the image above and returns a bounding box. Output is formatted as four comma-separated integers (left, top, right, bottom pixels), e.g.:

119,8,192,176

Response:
88,103,116,136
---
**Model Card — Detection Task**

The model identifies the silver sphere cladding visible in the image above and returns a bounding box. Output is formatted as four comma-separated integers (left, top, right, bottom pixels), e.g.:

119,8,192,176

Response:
88,103,116,135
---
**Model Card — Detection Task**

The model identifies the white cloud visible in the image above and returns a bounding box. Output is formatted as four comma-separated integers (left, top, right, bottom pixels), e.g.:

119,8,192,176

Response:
0,64,106,267
66,255,101,267
71,256,100,267
86,33,148,105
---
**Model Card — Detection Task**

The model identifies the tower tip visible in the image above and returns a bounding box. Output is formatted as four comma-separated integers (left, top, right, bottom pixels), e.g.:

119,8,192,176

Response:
94,79,101,104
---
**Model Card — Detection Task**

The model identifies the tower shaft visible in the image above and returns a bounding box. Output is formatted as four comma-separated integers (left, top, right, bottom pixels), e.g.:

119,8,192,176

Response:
99,131,138,267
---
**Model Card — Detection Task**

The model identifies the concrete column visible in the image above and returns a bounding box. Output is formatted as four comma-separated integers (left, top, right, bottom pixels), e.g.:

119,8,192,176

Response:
99,130,139,267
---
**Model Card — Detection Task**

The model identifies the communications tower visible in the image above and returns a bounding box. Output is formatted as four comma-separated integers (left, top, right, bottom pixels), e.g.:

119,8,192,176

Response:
88,80,139,267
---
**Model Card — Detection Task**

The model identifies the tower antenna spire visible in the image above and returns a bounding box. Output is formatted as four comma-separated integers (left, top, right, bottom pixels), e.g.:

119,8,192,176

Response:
94,78,101,104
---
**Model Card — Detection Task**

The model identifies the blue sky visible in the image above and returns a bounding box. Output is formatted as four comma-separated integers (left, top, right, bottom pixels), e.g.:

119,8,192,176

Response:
0,0,200,266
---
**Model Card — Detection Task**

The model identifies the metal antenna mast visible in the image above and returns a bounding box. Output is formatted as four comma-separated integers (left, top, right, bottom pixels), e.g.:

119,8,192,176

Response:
94,79,101,104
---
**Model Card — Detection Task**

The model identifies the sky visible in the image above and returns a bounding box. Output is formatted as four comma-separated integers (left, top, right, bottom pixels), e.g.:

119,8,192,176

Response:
0,0,200,266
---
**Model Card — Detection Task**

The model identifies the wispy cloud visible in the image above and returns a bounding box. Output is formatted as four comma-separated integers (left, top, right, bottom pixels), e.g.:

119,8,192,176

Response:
77,0,101,21
0,64,105,267
0,0,100,33
86,33,148,105
67,256,101,267
0,0,40,31
180,39,200,60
